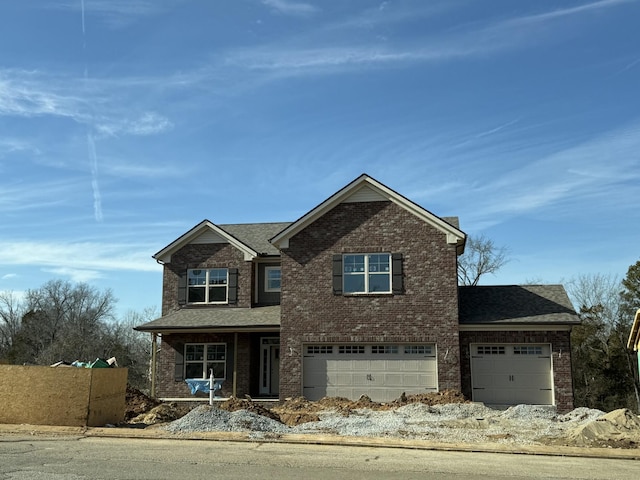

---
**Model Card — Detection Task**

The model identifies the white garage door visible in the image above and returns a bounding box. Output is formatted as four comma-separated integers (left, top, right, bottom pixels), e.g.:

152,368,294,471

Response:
470,344,553,406
303,344,437,402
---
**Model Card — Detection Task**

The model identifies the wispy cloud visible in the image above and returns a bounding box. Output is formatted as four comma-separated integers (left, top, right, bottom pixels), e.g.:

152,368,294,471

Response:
262,0,320,17
501,0,633,27
50,0,178,28
0,240,161,274
218,0,632,81
459,121,640,229
1,273,17,281
42,267,104,283
95,112,173,137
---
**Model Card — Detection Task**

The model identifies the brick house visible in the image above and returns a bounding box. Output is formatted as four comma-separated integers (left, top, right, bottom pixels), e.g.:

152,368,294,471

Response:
135,174,579,411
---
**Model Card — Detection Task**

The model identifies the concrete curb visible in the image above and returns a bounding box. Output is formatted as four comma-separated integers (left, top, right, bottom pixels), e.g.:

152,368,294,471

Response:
1,424,638,460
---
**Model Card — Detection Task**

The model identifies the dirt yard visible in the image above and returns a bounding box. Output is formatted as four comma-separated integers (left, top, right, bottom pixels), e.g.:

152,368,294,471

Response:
124,387,640,449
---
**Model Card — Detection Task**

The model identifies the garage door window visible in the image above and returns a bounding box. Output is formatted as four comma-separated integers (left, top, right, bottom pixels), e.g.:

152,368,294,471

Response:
405,346,433,355
372,345,399,354
513,346,543,355
338,345,365,354
477,346,505,355
307,346,333,354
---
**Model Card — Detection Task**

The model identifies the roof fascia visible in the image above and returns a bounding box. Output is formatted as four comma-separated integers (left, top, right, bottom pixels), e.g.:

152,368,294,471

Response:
153,220,259,263
459,324,573,332
270,174,466,252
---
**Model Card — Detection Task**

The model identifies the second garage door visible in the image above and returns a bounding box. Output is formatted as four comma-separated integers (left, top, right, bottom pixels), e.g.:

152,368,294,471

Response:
470,344,554,406
302,344,437,402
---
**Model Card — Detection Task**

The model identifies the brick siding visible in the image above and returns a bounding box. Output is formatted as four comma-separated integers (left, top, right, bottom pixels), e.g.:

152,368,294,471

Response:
161,243,253,315
279,201,462,400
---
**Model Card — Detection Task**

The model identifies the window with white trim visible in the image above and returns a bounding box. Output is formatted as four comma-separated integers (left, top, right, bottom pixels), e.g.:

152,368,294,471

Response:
185,343,226,379
188,268,228,303
343,253,391,294
265,266,281,292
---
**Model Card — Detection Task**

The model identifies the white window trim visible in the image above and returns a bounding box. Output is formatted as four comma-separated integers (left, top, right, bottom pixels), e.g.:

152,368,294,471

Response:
343,253,392,294
187,268,229,304
184,343,227,380
264,266,281,293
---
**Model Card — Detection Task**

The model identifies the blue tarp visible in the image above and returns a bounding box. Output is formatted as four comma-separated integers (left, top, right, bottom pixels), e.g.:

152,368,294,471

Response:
185,379,223,395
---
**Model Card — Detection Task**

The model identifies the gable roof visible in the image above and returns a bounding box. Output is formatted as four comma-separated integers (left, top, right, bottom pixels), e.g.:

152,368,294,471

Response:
628,309,640,351
153,221,290,263
269,174,466,254
458,285,580,325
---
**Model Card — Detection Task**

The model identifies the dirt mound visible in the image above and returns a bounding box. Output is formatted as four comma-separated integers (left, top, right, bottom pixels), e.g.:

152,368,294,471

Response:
564,408,640,448
125,385,162,421
272,397,323,426
217,397,281,422
130,402,192,425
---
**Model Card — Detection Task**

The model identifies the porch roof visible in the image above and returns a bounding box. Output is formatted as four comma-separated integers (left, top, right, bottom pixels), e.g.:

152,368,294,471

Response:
134,305,281,333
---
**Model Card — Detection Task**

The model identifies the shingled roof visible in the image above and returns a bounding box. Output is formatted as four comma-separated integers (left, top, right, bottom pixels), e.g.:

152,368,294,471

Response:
458,285,579,325
220,222,291,256
134,306,281,333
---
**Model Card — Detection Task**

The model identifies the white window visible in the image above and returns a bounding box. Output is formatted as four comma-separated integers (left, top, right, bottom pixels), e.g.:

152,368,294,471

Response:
188,268,228,303
185,343,226,379
343,253,391,294
265,266,281,292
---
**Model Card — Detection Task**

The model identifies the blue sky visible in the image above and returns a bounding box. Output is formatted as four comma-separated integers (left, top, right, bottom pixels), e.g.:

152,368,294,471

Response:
1,0,639,316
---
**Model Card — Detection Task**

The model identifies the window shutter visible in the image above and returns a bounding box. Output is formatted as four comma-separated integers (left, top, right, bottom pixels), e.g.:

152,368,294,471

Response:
174,343,184,381
392,253,403,294
332,254,343,295
228,268,238,304
177,271,187,305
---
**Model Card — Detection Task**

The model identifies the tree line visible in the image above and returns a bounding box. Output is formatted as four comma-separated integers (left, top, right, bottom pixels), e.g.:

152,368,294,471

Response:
0,280,152,392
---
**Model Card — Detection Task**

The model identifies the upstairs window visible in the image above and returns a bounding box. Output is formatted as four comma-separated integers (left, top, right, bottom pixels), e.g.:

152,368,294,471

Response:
188,268,228,303
343,253,391,294
265,266,281,292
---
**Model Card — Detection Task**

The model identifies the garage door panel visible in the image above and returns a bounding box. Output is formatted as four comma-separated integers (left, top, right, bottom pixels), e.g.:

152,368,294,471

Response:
303,344,437,402
470,344,553,406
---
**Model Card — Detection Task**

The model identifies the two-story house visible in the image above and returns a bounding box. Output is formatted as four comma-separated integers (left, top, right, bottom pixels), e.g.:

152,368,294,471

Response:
135,174,580,411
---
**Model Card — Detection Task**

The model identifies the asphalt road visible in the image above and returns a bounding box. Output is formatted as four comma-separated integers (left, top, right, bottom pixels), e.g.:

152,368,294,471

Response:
0,435,638,480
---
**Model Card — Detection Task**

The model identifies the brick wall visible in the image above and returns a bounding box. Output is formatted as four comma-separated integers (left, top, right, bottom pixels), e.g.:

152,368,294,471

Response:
156,332,254,399
161,243,253,315
279,201,461,400
459,330,575,412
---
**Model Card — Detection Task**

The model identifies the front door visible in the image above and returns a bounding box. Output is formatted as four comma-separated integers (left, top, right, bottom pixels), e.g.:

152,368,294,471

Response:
259,337,280,396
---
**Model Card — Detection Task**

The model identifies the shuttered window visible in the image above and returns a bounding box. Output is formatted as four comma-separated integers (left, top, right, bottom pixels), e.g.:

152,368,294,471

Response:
333,253,403,295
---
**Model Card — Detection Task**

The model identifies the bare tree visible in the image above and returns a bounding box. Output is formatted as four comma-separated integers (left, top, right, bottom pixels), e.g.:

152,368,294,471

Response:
11,280,116,365
457,235,509,286
0,291,25,360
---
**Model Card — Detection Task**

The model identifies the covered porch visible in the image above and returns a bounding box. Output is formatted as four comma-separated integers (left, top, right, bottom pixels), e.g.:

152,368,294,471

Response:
134,306,281,401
